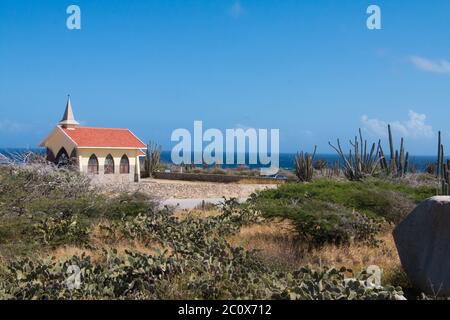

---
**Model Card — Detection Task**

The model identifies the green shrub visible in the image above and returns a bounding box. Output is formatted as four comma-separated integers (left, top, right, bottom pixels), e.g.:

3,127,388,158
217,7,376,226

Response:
247,178,436,246
100,192,157,219
252,198,381,247
250,179,433,224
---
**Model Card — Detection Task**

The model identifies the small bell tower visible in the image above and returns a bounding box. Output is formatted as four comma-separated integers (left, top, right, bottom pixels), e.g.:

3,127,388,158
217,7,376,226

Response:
59,95,79,128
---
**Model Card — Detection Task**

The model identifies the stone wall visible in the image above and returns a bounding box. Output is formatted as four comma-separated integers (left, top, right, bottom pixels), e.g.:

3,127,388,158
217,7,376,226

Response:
153,172,281,184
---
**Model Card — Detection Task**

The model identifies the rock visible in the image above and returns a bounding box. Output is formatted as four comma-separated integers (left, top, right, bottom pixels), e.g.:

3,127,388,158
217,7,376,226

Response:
393,196,450,296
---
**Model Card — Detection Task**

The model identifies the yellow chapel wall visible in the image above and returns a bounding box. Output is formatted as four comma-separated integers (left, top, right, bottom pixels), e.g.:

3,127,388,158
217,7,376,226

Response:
77,148,141,183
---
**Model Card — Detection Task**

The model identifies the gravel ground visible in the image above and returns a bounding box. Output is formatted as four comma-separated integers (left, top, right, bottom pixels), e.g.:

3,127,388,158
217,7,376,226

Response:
117,178,277,201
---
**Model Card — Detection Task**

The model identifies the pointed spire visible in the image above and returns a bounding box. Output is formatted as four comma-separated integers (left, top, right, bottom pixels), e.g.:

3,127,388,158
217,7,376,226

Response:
59,95,79,128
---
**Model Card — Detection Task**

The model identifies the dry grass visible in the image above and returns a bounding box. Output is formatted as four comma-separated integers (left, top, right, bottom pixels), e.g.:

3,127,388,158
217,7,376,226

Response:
174,208,221,220
228,219,404,286
48,240,168,264
46,221,170,263
47,246,102,262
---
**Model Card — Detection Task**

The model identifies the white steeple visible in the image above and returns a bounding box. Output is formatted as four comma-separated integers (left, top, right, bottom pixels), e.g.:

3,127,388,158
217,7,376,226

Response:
59,95,79,128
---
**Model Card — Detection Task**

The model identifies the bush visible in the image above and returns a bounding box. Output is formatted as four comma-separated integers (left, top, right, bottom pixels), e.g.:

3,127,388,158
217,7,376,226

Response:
252,198,381,247
101,192,157,219
247,178,436,246
250,179,432,224
0,164,92,216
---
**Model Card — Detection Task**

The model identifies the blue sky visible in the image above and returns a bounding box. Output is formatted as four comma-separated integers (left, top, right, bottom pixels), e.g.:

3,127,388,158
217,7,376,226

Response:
1,0,450,155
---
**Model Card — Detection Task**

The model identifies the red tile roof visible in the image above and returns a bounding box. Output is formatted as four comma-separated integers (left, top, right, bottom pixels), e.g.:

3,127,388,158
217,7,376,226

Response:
60,126,146,149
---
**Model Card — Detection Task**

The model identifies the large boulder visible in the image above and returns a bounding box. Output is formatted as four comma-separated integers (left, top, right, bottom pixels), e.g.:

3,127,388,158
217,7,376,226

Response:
393,196,450,296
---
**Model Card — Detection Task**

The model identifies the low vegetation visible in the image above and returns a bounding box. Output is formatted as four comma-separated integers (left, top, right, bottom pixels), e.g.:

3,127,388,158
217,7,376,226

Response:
0,161,408,300
249,179,435,246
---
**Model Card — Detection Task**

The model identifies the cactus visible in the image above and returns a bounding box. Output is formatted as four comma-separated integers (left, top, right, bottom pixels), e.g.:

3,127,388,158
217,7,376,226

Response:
404,152,409,175
388,124,396,174
437,131,442,178
440,151,449,196
383,125,408,177
398,138,404,175
378,141,387,170
329,125,410,180
294,146,317,182
436,132,450,195
329,131,379,181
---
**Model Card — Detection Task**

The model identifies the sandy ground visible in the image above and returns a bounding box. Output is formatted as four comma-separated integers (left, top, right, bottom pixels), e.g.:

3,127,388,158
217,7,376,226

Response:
118,178,276,207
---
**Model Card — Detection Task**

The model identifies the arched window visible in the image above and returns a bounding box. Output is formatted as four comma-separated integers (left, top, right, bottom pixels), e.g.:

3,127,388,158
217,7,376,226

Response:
46,148,55,163
55,148,69,167
88,154,99,174
70,149,78,166
104,154,115,174
120,155,130,174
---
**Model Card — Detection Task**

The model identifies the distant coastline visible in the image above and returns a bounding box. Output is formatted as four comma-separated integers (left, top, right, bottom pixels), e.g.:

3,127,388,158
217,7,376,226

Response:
0,147,444,172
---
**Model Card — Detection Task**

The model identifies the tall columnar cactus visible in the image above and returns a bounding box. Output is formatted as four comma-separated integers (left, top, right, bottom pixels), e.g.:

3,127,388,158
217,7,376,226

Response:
443,159,450,195
383,125,408,177
435,131,450,195
404,152,409,175
388,124,396,174
294,146,317,182
398,138,405,175
378,141,387,171
437,131,442,178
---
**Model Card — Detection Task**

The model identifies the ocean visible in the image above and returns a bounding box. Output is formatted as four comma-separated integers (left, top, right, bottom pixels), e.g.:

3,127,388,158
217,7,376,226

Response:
0,148,442,172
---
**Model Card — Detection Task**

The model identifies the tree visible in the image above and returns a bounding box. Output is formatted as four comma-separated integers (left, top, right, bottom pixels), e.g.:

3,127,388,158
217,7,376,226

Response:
144,141,162,178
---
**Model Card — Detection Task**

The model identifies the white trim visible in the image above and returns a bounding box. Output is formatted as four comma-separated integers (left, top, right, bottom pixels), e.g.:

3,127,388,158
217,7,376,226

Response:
56,126,79,146
127,129,147,148
77,146,147,150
